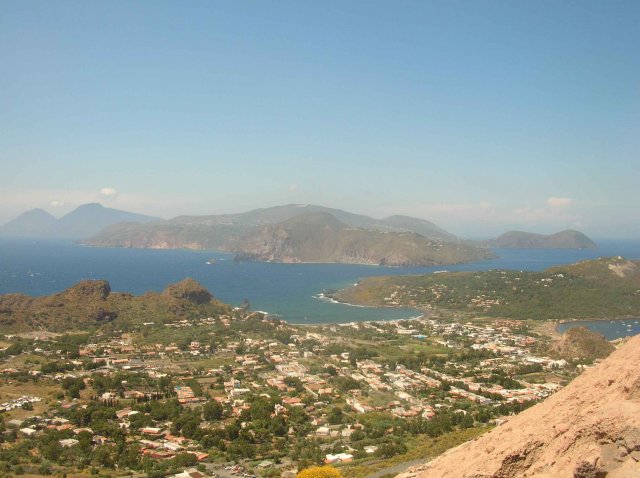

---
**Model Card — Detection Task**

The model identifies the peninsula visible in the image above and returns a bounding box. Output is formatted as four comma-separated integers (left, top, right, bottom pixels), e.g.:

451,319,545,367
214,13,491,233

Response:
332,257,640,320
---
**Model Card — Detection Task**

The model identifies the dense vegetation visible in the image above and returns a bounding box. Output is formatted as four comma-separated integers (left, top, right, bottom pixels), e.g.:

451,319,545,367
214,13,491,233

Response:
334,257,640,320
0,278,232,333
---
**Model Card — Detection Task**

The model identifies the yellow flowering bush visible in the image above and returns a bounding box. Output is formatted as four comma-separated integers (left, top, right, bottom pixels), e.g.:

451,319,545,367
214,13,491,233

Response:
296,465,343,478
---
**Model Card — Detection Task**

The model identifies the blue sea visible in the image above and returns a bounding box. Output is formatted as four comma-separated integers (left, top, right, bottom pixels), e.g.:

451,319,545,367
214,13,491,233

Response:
1,239,639,331
556,319,640,341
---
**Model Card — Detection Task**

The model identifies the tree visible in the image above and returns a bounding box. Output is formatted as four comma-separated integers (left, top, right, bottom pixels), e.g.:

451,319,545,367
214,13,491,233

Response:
62,376,86,399
173,453,197,468
376,441,407,458
284,377,304,393
296,466,342,478
92,445,115,468
38,461,53,475
203,400,223,421
327,407,343,425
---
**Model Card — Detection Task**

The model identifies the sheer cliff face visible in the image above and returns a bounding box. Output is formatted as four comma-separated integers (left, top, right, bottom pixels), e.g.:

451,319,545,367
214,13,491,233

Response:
397,335,640,478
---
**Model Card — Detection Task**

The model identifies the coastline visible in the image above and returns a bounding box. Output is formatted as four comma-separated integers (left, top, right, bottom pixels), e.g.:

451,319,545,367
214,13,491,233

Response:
313,291,409,309
325,284,640,340
81,240,494,268
556,315,640,325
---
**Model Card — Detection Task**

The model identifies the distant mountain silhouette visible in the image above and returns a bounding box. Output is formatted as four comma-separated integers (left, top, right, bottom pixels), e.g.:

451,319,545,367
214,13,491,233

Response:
0,203,160,239
53,203,160,239
0,208,58,236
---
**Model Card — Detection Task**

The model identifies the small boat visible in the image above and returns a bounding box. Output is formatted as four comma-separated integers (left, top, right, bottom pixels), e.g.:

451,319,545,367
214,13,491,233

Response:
205,259,217,265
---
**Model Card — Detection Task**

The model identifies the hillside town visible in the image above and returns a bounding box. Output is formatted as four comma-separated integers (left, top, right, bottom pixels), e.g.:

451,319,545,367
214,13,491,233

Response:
0,310,586,478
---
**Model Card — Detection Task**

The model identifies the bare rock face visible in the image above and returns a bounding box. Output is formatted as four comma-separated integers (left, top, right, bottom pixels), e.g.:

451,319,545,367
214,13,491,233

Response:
396,335,640,478
162,278,213,304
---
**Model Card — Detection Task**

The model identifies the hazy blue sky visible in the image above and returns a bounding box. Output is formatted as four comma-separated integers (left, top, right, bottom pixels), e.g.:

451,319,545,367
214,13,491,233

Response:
1,1,639,237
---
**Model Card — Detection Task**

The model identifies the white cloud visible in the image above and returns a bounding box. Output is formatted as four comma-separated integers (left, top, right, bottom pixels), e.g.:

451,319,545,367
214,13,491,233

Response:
49,200,65,207
546,197,573,208
514,197,579,225
375,197,585,237
289,184,299,192
99,187,118,197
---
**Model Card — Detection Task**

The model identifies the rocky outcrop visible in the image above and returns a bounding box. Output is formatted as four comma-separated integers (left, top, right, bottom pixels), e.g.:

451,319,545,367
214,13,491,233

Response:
162,278,213,304
396,335,640,478
60,280,112,301
553,326,615,361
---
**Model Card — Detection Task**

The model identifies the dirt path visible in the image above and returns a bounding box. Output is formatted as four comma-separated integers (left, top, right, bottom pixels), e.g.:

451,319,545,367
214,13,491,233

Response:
364,458,427,478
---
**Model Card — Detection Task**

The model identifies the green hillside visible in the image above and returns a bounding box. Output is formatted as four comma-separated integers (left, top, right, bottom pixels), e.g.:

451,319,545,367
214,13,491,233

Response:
333,257,640,320
0,278,232,333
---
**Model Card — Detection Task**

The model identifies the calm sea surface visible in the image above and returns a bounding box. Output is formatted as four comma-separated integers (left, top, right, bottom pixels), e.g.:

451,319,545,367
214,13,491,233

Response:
1,239,639,328
556,319,640,340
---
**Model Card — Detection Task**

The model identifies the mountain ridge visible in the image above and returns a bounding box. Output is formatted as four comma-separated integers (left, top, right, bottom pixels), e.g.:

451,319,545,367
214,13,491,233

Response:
165,204,459,241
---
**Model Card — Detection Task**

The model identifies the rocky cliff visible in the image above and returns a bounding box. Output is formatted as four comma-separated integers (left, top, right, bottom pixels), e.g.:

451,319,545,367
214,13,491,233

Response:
396,334,640,478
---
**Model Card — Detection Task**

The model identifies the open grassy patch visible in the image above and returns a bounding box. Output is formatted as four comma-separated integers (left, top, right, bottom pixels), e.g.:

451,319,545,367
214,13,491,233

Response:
341,426,491,478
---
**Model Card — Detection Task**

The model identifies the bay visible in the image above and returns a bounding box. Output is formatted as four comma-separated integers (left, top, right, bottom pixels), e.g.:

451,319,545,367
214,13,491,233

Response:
556,319,640,340
1,238,639,325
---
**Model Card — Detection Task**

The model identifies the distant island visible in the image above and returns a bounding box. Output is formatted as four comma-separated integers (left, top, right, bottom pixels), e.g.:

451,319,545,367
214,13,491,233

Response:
83,204,493,266
485,229,597,250
1,203,599,265
333,256,640,320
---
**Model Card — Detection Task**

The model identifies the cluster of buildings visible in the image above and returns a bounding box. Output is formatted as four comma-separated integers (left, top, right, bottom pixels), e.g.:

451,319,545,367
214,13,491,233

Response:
0,311,580,477
0,395,41,412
